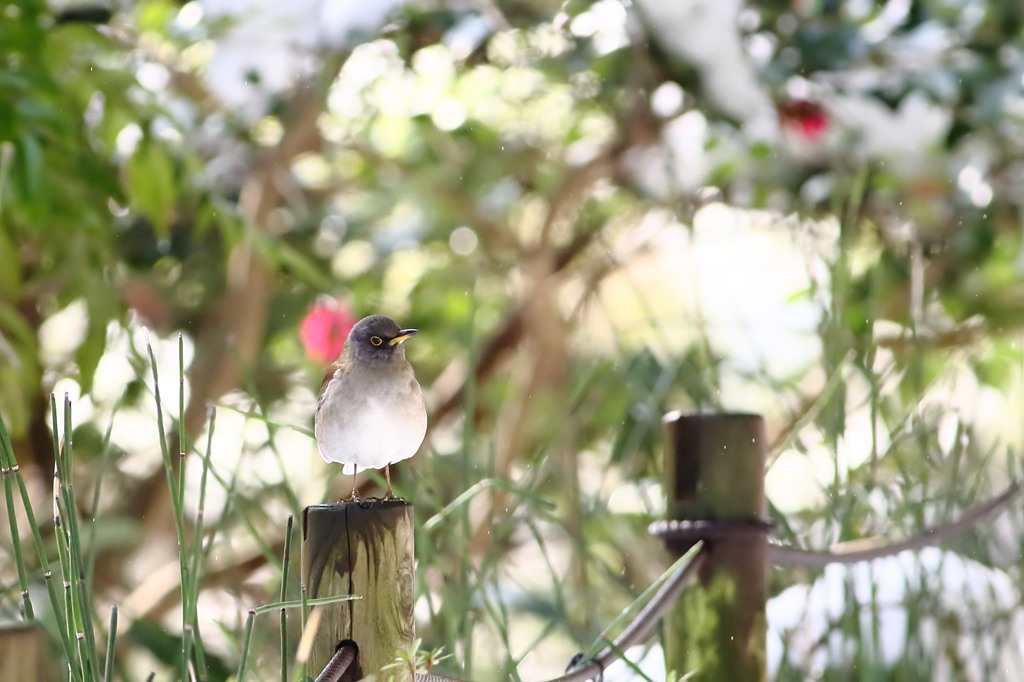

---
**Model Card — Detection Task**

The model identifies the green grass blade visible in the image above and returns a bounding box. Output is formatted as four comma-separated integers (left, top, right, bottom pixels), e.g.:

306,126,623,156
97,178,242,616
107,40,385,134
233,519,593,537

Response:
188,405,217,681
143,330,178,502
84,394,124,597
178,333,186,513
57,394,100,678
0,412,34,620
235,609,256,681
280,514,294,682
252,593,359,616
300,584,309,682
288,595,325,682
188,404,281,574
143,330,193,677
423,477,555,533
600,637,658,682
3,417,75,676
104,605,118,682
50,395,86,682
239,371,303,518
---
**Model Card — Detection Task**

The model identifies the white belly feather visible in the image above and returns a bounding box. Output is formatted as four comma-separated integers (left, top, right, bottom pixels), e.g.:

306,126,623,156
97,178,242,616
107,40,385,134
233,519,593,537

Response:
314,372,427,473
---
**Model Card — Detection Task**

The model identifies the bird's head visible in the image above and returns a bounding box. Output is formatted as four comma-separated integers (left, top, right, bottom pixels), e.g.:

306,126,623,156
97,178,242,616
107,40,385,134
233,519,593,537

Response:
345,314,418,368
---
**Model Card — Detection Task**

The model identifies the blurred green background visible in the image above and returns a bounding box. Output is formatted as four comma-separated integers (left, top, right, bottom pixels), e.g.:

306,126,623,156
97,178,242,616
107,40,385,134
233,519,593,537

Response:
3,0,1024,679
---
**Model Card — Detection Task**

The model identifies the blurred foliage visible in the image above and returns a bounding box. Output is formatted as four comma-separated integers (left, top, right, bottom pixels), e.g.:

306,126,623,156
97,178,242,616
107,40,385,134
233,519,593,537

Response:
3,0,1024,680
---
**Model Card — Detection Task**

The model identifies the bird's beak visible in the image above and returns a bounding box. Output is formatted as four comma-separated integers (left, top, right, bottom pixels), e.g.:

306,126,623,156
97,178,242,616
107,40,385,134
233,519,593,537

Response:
389,329,418,346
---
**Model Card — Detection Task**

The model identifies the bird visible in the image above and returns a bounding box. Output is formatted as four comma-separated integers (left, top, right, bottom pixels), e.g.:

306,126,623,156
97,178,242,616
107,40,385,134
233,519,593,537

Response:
314,314,427,501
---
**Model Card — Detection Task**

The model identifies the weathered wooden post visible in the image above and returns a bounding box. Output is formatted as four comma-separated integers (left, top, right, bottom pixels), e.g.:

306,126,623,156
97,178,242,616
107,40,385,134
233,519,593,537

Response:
653,413,768,681
302,500,415,682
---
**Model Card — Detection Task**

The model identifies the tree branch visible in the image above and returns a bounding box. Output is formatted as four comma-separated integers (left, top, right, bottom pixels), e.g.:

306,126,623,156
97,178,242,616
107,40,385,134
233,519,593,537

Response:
430,208,613,427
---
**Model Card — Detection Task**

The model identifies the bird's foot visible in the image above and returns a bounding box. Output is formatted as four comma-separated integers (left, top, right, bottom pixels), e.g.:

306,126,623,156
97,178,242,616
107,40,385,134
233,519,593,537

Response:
379,486,409,502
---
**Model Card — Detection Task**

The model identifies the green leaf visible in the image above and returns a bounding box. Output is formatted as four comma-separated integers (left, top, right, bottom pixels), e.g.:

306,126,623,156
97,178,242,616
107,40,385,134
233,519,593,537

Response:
0,301,35,349
125,136,176,237
135,0,177,33
16,133,43,203
75,304,109,395
0,228,21,296
266,238,336,291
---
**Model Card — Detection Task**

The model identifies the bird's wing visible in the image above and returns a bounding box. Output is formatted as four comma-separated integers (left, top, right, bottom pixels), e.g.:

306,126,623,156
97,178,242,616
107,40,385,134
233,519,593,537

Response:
316,359,346,415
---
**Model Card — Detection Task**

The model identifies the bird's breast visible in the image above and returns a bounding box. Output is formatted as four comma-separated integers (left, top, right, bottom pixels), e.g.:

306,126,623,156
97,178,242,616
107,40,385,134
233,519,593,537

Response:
314,372,427,470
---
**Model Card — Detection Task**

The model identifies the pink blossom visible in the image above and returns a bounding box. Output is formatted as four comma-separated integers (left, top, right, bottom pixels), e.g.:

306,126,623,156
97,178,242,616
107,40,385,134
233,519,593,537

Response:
300,297,356,364
779,100,829,140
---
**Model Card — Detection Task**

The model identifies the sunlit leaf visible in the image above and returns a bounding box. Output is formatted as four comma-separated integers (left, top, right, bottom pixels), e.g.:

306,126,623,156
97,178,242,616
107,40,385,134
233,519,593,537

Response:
125,135,177,237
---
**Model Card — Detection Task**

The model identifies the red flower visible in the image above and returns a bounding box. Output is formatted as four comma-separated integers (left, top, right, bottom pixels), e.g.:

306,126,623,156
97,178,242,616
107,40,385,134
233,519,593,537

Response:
300,297,356,364
779,99,829,140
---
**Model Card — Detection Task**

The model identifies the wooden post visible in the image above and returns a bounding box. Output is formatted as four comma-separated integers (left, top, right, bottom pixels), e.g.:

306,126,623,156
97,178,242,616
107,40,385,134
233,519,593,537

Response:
302,501,415,682
660,413,767,681
0,622,55,682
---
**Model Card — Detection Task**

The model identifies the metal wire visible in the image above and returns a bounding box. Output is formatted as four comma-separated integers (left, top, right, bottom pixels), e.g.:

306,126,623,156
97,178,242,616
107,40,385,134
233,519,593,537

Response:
410,548,708,682
649,518,774,543
315,641,358,682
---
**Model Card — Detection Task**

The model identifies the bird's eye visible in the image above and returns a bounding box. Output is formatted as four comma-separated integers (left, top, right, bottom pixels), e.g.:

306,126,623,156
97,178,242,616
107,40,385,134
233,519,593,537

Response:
370,335,384,347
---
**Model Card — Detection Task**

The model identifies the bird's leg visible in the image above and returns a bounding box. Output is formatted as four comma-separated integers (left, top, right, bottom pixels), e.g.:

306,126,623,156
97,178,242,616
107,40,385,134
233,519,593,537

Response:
350,469,360,502
384,464,394,500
